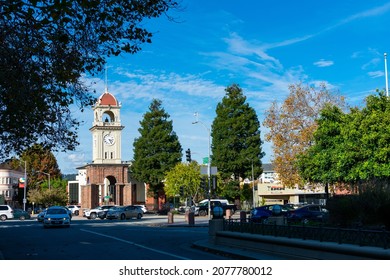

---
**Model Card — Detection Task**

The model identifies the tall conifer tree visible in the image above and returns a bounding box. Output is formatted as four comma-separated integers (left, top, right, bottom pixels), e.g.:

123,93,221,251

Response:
211,84,264,182
131,99,182,195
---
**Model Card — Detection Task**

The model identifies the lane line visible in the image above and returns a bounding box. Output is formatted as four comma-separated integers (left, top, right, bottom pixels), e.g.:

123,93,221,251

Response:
80,228,190,260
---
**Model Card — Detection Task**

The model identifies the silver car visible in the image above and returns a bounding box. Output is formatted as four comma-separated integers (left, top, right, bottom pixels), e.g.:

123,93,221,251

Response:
106,205,143,220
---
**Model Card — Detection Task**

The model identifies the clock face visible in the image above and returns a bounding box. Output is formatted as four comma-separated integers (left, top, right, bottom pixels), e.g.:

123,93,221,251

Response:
103,134,115,145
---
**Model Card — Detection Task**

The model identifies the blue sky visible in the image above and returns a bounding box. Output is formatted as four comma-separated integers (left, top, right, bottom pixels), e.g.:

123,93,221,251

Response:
56,0,390,174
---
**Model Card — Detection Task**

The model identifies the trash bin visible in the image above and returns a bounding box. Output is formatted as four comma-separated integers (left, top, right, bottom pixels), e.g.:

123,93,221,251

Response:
188,211,194,226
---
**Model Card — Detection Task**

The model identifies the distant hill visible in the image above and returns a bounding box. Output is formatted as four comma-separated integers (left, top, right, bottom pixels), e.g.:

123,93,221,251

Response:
62,174,77,181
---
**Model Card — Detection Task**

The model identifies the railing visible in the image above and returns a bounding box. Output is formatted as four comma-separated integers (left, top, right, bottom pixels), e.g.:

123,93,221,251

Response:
223,219,390,249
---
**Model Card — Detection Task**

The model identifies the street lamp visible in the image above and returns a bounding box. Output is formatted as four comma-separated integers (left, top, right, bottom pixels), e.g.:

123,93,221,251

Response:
39,171,51,190
20,160,27,211
192,112,212,219
247,158,255,209
251,160,255,208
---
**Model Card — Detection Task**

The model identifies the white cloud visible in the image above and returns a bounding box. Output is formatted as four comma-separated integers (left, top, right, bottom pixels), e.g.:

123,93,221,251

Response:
368,71,384,78
314,59,334,67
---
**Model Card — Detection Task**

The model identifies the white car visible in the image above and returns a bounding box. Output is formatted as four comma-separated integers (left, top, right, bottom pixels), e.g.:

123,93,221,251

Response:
0,205,14,221
43,206,71,228
83,205,115,219
67,205,81,216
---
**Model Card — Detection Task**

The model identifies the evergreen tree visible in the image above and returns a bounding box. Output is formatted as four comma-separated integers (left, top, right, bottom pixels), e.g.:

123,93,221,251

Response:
211,84,264,183
131,99,182,195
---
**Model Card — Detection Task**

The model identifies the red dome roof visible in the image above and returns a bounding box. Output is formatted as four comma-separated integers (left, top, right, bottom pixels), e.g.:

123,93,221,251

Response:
98,92,118,106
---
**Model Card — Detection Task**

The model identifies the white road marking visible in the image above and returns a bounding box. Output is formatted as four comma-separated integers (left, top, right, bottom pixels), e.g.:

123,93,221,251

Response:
80,228,190,260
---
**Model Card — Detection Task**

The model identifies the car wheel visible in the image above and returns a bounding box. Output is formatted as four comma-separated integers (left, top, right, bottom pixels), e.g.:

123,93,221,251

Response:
0,215,7,221
74,210,79,216
19,215,26,221
90,212,97,219
199,210,207,216
120,213,125,220
137,213,142,219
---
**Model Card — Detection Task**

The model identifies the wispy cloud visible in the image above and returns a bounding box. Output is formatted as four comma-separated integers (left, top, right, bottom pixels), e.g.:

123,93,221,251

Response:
368,71,384,78
336,2,390,26
260,3,390,50
314,59,334,67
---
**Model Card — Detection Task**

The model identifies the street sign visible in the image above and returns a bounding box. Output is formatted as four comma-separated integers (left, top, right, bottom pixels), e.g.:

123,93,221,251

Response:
19,178,25,188
200,166,217,175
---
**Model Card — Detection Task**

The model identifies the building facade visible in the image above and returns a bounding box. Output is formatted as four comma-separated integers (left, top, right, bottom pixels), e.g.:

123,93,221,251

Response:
0,162,24,207
255,163,327,206
76,90,146,211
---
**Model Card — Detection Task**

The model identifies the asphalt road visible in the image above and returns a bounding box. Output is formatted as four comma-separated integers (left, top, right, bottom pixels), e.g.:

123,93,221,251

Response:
0,214,231,260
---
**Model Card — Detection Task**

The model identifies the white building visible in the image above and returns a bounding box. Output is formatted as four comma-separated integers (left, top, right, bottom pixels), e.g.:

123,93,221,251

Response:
255,163,327,206
0,162,24,206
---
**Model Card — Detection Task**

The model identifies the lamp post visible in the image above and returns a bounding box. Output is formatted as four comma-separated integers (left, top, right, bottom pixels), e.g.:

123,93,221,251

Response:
20,160,27,211
385,53,389,97
192,112,211,219
251,160,255,208
39,171,51,190
247,158,255,209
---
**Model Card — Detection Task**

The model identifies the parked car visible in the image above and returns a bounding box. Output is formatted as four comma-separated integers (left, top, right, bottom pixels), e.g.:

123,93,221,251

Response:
286,204,329,224
106,205,143,220
250,204,291,223
134,205,148,213
12,209,31,220
192,200,237,216
67,205,81,216
43,206,71,228
84,205,116,219
37,209,47,222
0,205,14,221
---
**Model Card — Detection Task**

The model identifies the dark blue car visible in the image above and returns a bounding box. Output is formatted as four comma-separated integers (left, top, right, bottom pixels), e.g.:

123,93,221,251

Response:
250,204,291,223
286,204,329,224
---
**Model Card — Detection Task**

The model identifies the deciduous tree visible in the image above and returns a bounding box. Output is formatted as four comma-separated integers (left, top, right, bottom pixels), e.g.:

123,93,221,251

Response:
164,161,203,201
263,83,345,187
0,0,179,158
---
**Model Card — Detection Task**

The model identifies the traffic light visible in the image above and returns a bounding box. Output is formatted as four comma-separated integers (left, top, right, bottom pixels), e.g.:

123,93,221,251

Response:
200,177,206,191
179,186,184,196
185,148,191,162
212,176,217,190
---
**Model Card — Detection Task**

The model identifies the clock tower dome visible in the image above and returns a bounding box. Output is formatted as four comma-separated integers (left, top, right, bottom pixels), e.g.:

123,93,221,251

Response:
90,91,124,164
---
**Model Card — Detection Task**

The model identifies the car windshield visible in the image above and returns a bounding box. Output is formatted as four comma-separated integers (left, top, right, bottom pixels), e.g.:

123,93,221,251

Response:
47,208,67,215
109,206,123,211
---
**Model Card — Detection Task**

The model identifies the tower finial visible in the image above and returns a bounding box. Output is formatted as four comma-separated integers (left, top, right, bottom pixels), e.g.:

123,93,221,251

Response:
105,64,108,93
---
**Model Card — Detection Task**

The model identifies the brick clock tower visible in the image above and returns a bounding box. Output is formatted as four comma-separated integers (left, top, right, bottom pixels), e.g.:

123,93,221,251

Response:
79,90,133,209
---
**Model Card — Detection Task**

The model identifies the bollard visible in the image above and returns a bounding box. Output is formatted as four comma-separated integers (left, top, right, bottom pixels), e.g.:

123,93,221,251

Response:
188,211,195,226
240,210,247,222
168,212,174,224
185,210,189,222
